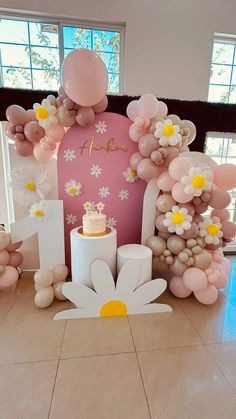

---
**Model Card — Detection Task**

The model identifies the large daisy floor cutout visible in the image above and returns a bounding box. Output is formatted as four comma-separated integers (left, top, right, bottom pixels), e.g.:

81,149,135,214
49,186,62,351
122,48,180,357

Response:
54,260,172,320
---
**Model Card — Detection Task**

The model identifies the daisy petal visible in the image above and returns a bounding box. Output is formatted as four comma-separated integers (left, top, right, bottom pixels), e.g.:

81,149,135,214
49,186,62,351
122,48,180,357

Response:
54,307,99,320
116,260,141,297
62,282,99,308
91,260,116,296
128,303,172,315
131,278,167,306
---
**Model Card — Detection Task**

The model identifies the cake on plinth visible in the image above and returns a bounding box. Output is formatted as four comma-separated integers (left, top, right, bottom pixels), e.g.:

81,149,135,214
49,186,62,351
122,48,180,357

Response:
82,201,107,236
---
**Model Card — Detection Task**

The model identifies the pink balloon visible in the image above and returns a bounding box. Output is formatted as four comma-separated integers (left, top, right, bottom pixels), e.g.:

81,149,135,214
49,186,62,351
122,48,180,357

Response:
162,147,180,167
5,122,17,141
26,109,37,121
156,101,168,118
222,221,236,239
0,266,19,289
137,158,162,181
62,49,108,106
33,143,54,163
63,97,75,111
130,152,143,170
194,284,218,305
14,140,33,156
75,107,95,126
93,95,108,113
209,190,231,209
24,121,45,143
207,267,228,289
45,124,65,143
6,241,23,252
211,209,230,221
169,157,192,181
157,171,176,191
170,276,192,298
138,133,159,157
6,105,28,125
183,267,208,291
220,258,232,275
172,182,193,203
155,214,169,233
129,124,145,142
40,141,51,152
8,251,23,268
180,223,198,239
213,164,236,190
138,94,159,119
0,250,10,265
15,133,25,142
126,100,139,121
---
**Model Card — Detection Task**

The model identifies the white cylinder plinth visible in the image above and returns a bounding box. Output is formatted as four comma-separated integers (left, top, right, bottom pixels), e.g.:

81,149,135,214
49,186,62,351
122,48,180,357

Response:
70,227,117,287
117,244,152,287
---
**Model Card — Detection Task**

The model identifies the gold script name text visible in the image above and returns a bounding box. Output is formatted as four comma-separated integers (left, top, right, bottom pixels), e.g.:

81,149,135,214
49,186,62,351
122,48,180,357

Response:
78,137,128,157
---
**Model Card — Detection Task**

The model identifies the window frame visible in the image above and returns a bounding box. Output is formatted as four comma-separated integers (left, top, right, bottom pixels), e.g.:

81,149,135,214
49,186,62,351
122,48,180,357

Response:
0,12,125,93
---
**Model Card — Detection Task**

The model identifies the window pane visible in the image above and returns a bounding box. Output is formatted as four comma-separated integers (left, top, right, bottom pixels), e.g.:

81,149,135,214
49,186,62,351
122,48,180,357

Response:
96,51,119,73
93,30,120,53
0,44,30,67
228,85,236,103
0,18,28,44
32,69,59,90
63,26,91,49
2,67,32,89
212,42,234,64
108,73,119,93
29,22,59,47
30,47,59,70
210,64,232,85
208,84,229,102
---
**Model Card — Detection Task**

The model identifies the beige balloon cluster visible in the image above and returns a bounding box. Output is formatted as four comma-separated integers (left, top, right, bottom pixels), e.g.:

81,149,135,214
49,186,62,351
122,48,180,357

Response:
34,264,68,308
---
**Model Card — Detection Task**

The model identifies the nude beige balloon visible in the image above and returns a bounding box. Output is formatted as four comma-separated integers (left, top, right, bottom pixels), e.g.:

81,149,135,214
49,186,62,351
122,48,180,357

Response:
156,193,176,213
146,236,167,256
53,281,67,300
167,235,186,255
153,256,169,273
194,250,212,270
170,257,188,276
34,286,54,308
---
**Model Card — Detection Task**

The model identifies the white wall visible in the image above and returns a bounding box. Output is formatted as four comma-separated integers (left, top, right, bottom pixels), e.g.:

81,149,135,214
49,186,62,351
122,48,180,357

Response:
1,0,236,100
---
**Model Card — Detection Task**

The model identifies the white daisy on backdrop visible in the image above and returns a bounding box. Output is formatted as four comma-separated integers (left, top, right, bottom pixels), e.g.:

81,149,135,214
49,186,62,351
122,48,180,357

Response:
54,260,172,320
29,201,51,222
95,120,107,134
64,180,82,197
63,149,76,162
91,164,102,177
33,98,58,129
123,167,138,183
118,189,129,200
10,162,51,207
66,214,78,225
99,186,110,198
107,217,117,228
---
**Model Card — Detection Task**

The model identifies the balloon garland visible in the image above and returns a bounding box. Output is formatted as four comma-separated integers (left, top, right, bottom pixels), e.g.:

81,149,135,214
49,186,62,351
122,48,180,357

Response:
127,94,236,304
0,226,23,289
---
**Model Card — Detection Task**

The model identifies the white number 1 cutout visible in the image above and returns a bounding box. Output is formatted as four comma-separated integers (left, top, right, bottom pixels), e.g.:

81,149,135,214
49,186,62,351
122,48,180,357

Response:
10,200,65,270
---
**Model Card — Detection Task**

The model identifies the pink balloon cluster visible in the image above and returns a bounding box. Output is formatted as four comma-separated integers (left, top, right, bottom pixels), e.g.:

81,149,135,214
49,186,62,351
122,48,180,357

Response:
127,96,236,304
34,264,68,308
0,226,23,290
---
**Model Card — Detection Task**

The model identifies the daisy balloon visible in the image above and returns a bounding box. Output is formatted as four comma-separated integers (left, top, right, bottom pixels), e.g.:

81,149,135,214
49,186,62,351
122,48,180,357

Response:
54,260,172,320
181,166,212,197
198,217,223,245
163,206,192,235
33,98,58,129
29,201,51,221
154,119,182,147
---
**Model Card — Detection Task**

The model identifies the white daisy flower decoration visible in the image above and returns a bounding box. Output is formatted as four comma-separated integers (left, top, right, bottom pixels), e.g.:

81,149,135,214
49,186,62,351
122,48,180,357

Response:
91,164,102,177
99,186,110,198
107,217,117,228
118,189,129,200
123,167,138,183
64,180,82,197
29,201,51,222
83,201,93,212
95,120,107,134
181,167,212,197
97,202,105,213
198,217,223,245
66,213,77,225
163,206,192,235
10,163,51,207
54,260,172,320
33,98,58,129
154,119,182,147
64,149,76,162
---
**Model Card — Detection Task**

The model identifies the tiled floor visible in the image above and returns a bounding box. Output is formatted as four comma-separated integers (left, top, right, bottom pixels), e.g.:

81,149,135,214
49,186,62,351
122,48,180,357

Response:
1,264,236,419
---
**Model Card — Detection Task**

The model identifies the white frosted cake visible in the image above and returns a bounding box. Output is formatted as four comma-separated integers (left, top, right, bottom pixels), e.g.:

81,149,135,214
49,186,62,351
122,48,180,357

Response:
82,201,106,235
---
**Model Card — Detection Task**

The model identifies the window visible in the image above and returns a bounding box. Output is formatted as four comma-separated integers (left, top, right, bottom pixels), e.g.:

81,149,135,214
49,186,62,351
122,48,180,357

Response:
0,17,124,93
208,35,236,103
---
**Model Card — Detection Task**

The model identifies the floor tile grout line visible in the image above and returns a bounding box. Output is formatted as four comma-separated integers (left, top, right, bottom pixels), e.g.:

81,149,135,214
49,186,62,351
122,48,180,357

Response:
47,319,68,419
127,316,152,419
176,301,206,345
0,289,25,328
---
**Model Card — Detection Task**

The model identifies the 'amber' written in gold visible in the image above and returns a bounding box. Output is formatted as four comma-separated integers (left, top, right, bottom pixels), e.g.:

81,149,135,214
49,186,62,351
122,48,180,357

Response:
78,137,128,157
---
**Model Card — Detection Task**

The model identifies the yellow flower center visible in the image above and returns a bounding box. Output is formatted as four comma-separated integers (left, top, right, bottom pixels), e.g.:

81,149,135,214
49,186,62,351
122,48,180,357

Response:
100,300,127,317
26,181,36,191
34,210,44,217
171,212,184,224
69,187,77,194
191,175,206,189
36,107,49,120
207,224,220,236
163,124,174,137
130,169,137,177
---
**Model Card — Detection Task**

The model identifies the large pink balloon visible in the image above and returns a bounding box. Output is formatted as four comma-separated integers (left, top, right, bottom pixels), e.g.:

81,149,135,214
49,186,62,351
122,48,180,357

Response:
170,276,192,298
138,94,159,119
15,140,33,156
6,105,28,125
169,157,192,181
126,100,139,121
24,121,45,143
138,133,159,157
156,101,168,118
93,95,108,113
211,209,230,221
157,171,176,192
0,266,19,289
137,158,161,181
172,182,193,203
75,107,95,126
213,164,236,190
62,49,108,106
194,285,218,305
8,251,23,268
183,267,208,291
